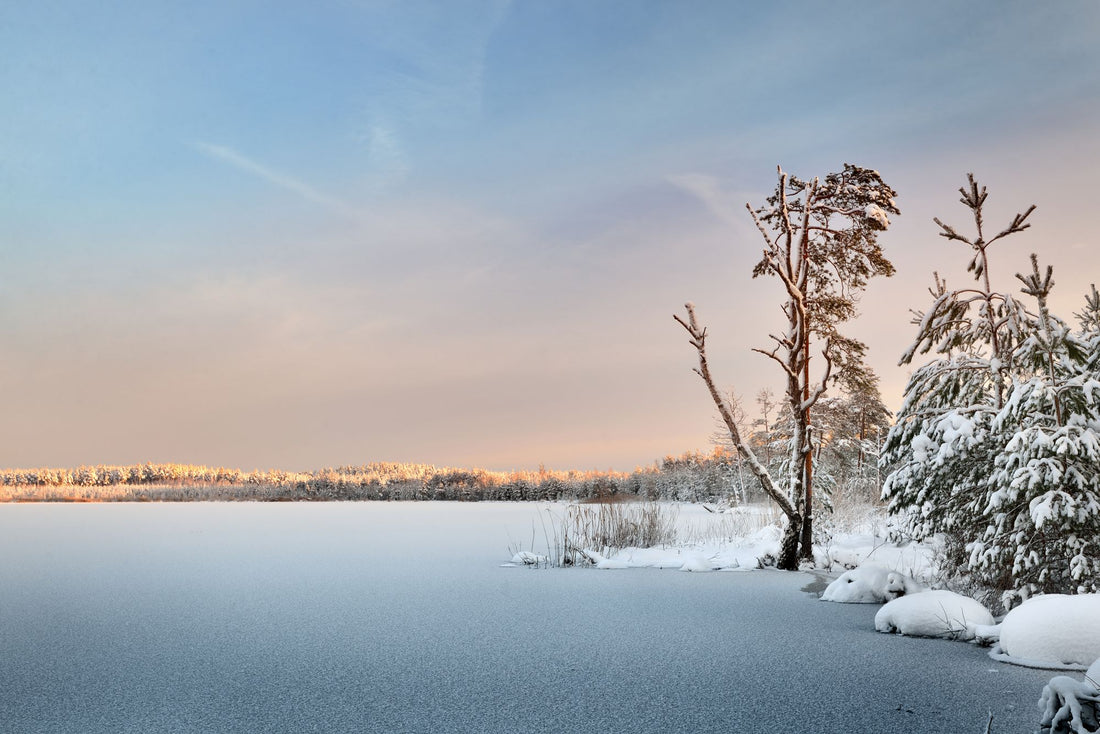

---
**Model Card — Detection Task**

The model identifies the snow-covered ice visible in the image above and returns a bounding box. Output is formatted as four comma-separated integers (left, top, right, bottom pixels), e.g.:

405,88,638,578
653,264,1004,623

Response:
678,554,716,573
0,501,1070,734
994,594,1100,669
874,590,994,640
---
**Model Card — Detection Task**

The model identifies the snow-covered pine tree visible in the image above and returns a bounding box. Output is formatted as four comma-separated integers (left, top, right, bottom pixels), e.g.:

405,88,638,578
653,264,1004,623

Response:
881,176,1036,575
971,257,1100,598
811,370,893,505
882,175,1100,599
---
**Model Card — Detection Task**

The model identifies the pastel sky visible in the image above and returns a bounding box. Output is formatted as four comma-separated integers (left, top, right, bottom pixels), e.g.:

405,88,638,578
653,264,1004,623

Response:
2,1,1099,471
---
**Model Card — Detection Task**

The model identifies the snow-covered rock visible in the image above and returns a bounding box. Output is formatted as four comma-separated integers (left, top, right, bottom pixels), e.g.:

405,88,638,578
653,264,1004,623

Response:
998,595,1100,669
874,590,994,640
821,564,923,604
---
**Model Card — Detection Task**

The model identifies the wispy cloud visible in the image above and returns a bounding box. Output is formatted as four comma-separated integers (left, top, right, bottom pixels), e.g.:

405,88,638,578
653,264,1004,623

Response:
666,173,747,230
194,142,361,220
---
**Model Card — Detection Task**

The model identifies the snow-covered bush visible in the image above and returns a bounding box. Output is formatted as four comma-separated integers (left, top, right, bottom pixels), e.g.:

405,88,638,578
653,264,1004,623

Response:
997,594,1100,669
882,177,1100,601
821,564,924,604
874,589,993,640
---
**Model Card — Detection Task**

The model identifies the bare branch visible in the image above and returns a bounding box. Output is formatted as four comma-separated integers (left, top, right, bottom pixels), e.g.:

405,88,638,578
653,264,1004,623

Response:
674,303,797,518
752,346,798,379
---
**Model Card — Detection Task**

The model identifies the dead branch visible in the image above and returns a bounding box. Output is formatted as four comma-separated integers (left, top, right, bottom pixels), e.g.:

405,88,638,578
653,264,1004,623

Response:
674,303,797,518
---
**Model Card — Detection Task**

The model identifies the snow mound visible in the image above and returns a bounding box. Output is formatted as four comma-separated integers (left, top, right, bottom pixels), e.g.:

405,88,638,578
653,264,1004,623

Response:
595,557,630,570
821,564,924,604
679,555,714,573
996,594,1100,669
510,551,547,566
874,590,994,640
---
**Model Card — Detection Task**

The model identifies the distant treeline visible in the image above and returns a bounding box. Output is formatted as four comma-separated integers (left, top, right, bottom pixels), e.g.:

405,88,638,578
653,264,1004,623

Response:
0,451,763,503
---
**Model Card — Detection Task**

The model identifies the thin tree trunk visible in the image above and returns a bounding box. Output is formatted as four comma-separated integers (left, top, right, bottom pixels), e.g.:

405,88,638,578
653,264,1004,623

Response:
800,338,814,560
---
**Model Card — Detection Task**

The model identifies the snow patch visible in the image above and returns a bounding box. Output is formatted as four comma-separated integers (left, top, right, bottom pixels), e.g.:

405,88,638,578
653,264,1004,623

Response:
864,203,891,228
510,551,547,566
996,594,1100,669
679,555,715,573
821,564,924,604
874,590,994,640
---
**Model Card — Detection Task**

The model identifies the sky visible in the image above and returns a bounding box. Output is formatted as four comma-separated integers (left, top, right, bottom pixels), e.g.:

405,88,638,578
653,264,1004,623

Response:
2,0,1099,472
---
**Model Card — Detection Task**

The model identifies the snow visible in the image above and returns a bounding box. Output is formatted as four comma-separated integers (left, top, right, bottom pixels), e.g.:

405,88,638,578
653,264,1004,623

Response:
820,564,924,603
874,590,994,640
1038,674,1100,733
538,503,783,572
864,203,891,228
995,594,1100,669
509,551,547,566
678,554,716,572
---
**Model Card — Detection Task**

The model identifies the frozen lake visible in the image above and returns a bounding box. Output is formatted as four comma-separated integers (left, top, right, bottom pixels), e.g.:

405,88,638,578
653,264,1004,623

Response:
0,503,1053,733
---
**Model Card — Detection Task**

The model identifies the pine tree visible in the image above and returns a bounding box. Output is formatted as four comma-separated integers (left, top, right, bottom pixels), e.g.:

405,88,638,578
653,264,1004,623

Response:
971,257,1100,597
677,164,898,568
882,175,1100,600
747,164,898,559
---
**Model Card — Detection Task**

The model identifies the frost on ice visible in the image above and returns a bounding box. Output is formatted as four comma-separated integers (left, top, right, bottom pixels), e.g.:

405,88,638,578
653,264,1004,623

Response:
820,564,924,604
996,594,1100,669
874,590,994,640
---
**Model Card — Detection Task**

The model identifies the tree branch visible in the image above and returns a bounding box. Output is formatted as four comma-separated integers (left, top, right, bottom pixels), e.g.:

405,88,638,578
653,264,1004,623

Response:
674,303,797,518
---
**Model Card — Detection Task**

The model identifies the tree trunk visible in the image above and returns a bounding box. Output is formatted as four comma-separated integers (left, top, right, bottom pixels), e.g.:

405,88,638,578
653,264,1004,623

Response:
778,512,802,570
799,496,813,561
800,338,814,560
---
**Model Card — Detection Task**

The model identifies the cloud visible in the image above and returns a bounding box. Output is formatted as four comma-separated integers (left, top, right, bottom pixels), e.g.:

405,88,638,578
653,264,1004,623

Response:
666,173,749,231
194,141,362,221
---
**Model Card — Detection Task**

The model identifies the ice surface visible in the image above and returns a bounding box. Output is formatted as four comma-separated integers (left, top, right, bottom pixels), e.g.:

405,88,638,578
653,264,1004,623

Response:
0,502,1059,734
996,594,1100,669
875,590,994,640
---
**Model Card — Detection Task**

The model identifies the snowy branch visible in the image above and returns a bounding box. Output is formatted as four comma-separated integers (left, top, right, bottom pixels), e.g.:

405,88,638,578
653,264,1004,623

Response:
674,303,797,518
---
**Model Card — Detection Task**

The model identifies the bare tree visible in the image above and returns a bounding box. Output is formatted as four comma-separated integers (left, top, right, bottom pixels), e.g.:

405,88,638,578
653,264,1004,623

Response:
674,303,803,567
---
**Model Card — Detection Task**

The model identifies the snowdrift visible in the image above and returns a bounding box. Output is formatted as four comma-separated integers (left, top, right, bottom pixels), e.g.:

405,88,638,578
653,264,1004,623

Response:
874,590,994,640
995,594,1100,669
821,564,924,604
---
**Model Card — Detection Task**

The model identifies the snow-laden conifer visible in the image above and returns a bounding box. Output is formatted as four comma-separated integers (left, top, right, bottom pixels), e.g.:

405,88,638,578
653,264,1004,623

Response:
883,176,1100,600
